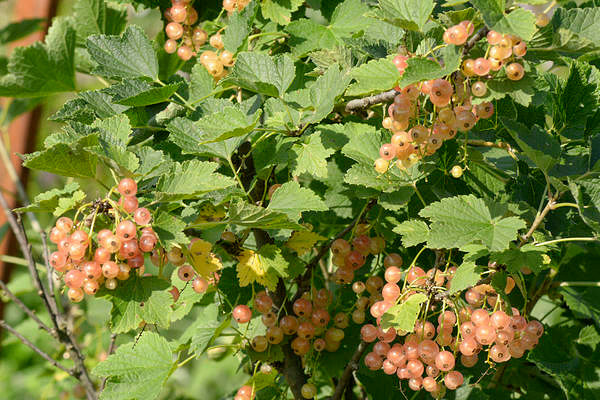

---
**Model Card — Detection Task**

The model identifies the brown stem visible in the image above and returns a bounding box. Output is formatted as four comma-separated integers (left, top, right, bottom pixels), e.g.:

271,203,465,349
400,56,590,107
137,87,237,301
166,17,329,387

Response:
0,193,97,399
462,26,490,57
254,230,308,400
331,341,368,400
0,319,72,375
0,278,54,337
345,90,398,112
522,198,555,244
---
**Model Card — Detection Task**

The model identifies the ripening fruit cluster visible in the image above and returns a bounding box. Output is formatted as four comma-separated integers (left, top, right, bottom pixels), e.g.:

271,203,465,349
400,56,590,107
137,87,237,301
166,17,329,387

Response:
355,262,542,397
234,288,351,370
374,21,529,175
161,241,221,300
330,228,387,285
163,0,235,79
222,0,251,13
461,30,527,82
49,178,156,302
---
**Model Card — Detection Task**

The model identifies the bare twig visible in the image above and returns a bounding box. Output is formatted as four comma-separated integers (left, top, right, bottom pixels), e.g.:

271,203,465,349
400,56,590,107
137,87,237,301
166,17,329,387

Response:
0,279,54,337
462,26,490,57
0,192,97,399
0,319,72,375
345,90,398,112
332,341,368,400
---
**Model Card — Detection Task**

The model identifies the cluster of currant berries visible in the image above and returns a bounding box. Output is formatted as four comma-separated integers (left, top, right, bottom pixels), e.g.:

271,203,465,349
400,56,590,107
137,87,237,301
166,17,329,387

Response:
48,178,154,302
330,228,387,285
222,0,251,13
159,242,221,299
234,289,350,359
163,0,235,78
374,20,530,175
355,263,542,397
461,30,527,82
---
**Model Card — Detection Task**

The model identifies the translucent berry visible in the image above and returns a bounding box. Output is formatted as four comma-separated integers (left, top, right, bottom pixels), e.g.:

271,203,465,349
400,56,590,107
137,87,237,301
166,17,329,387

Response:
232,305,252,323
301,383,317,399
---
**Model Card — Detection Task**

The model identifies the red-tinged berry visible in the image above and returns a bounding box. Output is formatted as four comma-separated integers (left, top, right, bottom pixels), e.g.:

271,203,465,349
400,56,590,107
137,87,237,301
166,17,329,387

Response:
192,277,208,293
102,262,119,279
293,298,312,317
118,178,137,196
65,269,85,289
232,305,252,323
55,217,73,233
178,265,195,281
251,335,268,352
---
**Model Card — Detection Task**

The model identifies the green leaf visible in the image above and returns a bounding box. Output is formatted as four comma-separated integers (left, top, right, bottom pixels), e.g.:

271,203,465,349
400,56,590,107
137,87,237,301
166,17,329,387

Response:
194,106,261,144
223,3,255,52
261,0,304,25
23,134,98,178
166,117,248,159
501,119,561,173
377,0,435,31
578,325,600,351
380,293,428,332
302,65,351,124
449,262,483,294
15,182,83,215
267,181,327,220
106,79,181,107
419,195,526,252
470,0,537,41
188,63,215,103
257,244,291,279
89,114,139,174
54,190,87,217
99,275,172,334
569,177,600,232
290,132,335,179
346,57,399,96
0,18,44,45
87,25,158,80
529,7,600,58
471,73,535,107
398,45,461,87
225,52,295,97
217,199,304,231
558,286,600,329
0,18,76,97
153,212,189,250
93,332,173,400
393,219,430,247
286,0,369,57
329,0,371,37
187,303,231,357
73,0,127,44
286,19,338,58
155,160,236,202
378,187,414,210
491,244,548,274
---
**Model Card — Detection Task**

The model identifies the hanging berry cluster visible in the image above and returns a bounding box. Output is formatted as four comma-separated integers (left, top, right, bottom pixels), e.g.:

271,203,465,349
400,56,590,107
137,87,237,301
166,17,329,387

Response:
163,0,235,79
374,22,528,175
353,261,542,397
48,179,155,302
329,226,388,285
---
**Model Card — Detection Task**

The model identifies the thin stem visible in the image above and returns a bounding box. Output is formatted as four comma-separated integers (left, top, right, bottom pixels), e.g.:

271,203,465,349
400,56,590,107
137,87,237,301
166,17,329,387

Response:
248,31,288,42
0,320,72,376
535,237,598,247
0,279,54,337
227,157,250,200
412,183,427,207
550,202,578,210
155,79,195,111
331,341,368,400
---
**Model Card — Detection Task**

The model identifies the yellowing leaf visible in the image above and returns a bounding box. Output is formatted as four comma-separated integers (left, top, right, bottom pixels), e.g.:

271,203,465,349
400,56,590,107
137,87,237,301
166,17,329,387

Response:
285,231,326,256
236,249,279,291
188,239,222,278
